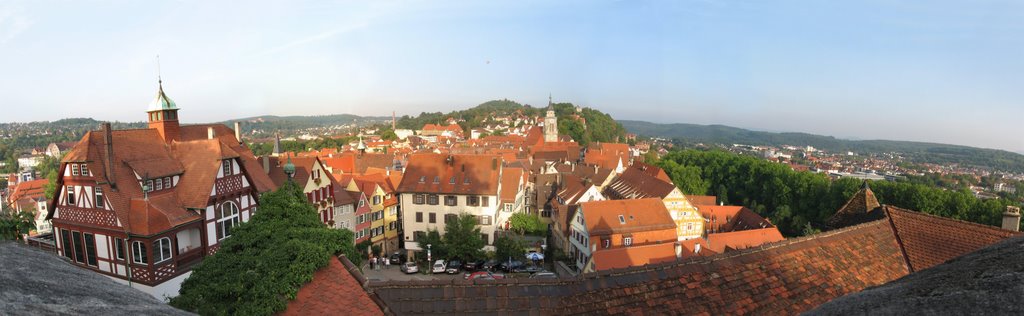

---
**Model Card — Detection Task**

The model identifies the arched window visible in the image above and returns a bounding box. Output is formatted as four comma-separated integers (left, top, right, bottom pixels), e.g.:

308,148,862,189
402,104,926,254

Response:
132,241,148,264
217,202,240,240
153,237,172,263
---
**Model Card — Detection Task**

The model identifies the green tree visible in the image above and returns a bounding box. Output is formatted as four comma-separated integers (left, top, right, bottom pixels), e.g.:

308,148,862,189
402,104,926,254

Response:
508,213,545,235
493,236,526,264
416,229,447,261
170,181,358,315
0,210,36,241
442,213,485,261
379,128,398,141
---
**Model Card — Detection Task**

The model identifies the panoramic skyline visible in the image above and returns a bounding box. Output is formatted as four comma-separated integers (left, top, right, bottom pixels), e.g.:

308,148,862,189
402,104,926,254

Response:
1,0,1022,152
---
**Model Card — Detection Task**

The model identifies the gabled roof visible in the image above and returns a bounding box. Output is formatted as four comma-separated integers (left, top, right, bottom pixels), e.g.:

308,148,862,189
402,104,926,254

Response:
499,167,523,203
397,154,501,195
687,195,718,206
6,179,48,205
603,163,677,200
579,198,675,236
50,123,276,236
698,205,775,232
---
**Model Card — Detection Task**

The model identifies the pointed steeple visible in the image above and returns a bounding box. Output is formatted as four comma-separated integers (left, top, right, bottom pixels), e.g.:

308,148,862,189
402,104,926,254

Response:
272,132,281,157
826,181,883,230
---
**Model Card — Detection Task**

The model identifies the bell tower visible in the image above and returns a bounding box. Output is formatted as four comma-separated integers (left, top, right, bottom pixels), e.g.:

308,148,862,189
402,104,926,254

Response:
543,94,558,142
147,79,180,143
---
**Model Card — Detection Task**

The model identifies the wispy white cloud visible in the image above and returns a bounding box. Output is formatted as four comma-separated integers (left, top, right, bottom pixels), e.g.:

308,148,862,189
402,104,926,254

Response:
256,22,369,56
0,5,32,44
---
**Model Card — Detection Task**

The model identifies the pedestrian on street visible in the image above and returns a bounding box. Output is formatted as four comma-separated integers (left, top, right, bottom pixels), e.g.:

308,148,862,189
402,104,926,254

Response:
385,257,391,269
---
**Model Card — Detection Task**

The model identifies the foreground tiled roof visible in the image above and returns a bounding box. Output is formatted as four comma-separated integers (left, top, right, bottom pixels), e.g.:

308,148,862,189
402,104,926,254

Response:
368,220,910,315
809,235,1024,315
882,205,1022,272
281,256,383,316
366,206,1020,315
6,179,48,204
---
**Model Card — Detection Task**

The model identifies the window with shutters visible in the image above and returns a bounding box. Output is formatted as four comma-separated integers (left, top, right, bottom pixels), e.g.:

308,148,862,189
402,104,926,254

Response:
427,194,439,205
413,194,425,204
444,195,457,206
445,214,457,224
429,213,436,223
416,212,423,223
482,196,490,207
467,196,479,206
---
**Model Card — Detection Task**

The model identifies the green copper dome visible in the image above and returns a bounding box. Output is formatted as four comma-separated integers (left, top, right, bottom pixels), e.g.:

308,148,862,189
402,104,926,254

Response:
284,156,296,178
147,81,178,112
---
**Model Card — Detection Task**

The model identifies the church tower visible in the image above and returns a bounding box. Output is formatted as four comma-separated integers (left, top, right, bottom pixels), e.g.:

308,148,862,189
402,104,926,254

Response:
146,79,180,143
543,94,558,142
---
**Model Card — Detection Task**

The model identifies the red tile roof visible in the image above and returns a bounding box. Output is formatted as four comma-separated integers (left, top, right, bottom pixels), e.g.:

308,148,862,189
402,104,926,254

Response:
827,184,884,229
883,205,1022,272
698,205,775,232
686,195,718,206
590,242,677,271
499,167,523,203
579,198,676,236
50,124,276,236
603,163,677,200
281,256,383,316
7,179,48,205
397,154,501,195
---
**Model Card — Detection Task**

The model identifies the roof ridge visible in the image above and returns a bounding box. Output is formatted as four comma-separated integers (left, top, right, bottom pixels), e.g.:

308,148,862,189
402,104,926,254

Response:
882,205,1020,235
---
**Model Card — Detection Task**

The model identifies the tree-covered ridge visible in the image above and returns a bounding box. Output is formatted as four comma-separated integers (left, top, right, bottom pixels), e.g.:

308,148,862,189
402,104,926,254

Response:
223,114,390,138
657,150,1022,237
170,181,359,316
396,99,627,145
622,120,1024,173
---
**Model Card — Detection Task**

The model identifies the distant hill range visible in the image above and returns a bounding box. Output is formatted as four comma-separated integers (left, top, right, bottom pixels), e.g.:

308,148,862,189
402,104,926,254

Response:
620,120,1024,174
224,114,390,137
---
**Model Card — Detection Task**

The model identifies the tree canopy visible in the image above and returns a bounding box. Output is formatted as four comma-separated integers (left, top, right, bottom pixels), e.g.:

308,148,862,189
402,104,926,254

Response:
658,149,1023,236
442,213,485,261
508,213,546,235
169,181,358,315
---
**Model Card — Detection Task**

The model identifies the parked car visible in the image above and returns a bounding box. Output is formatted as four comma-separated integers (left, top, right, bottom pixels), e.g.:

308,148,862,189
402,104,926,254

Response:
496,260,524,273
529,271,557,279
464,271,506,280
446,259,463,274
482,259,499,271
464,259,486,271
389,252,405,265
401,262,419,274
432,260,446,273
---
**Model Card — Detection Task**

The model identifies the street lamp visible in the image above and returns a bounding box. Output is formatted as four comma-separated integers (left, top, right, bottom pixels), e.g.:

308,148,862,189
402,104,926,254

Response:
427,244,432,274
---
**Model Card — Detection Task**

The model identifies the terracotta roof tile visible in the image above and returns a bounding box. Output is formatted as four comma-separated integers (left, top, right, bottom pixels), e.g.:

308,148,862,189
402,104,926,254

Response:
604,164,677,200
579,198,676,236
281,257,383,316
827,185,883,229
397,154,501,195
883,205,1022,272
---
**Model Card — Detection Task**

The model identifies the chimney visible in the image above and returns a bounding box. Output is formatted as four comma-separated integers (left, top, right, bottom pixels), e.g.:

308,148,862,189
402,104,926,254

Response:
234,122,242,144
262,156,270,174
102,123,117,189
1002,206,1021,232
674,242,682,259
207,127,215,140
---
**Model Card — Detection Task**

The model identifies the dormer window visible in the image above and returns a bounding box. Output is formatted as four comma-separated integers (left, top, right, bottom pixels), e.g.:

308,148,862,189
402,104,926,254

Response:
449,176,456,184
433,176,440,184
463,177,470,185
72,164,79,176
80,164,88,176
419,176,426,183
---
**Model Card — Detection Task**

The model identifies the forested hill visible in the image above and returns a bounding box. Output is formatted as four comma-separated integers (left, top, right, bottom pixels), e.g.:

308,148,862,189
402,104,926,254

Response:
396,99,627,145
621,120,1024,173
222,114,389,137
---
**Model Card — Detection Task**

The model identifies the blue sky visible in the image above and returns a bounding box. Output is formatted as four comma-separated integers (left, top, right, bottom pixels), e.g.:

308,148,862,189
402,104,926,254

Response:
1,0,1022,152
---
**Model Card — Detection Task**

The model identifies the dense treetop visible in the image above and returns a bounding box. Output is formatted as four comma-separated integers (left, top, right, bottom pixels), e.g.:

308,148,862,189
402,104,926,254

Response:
170,181,359,316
